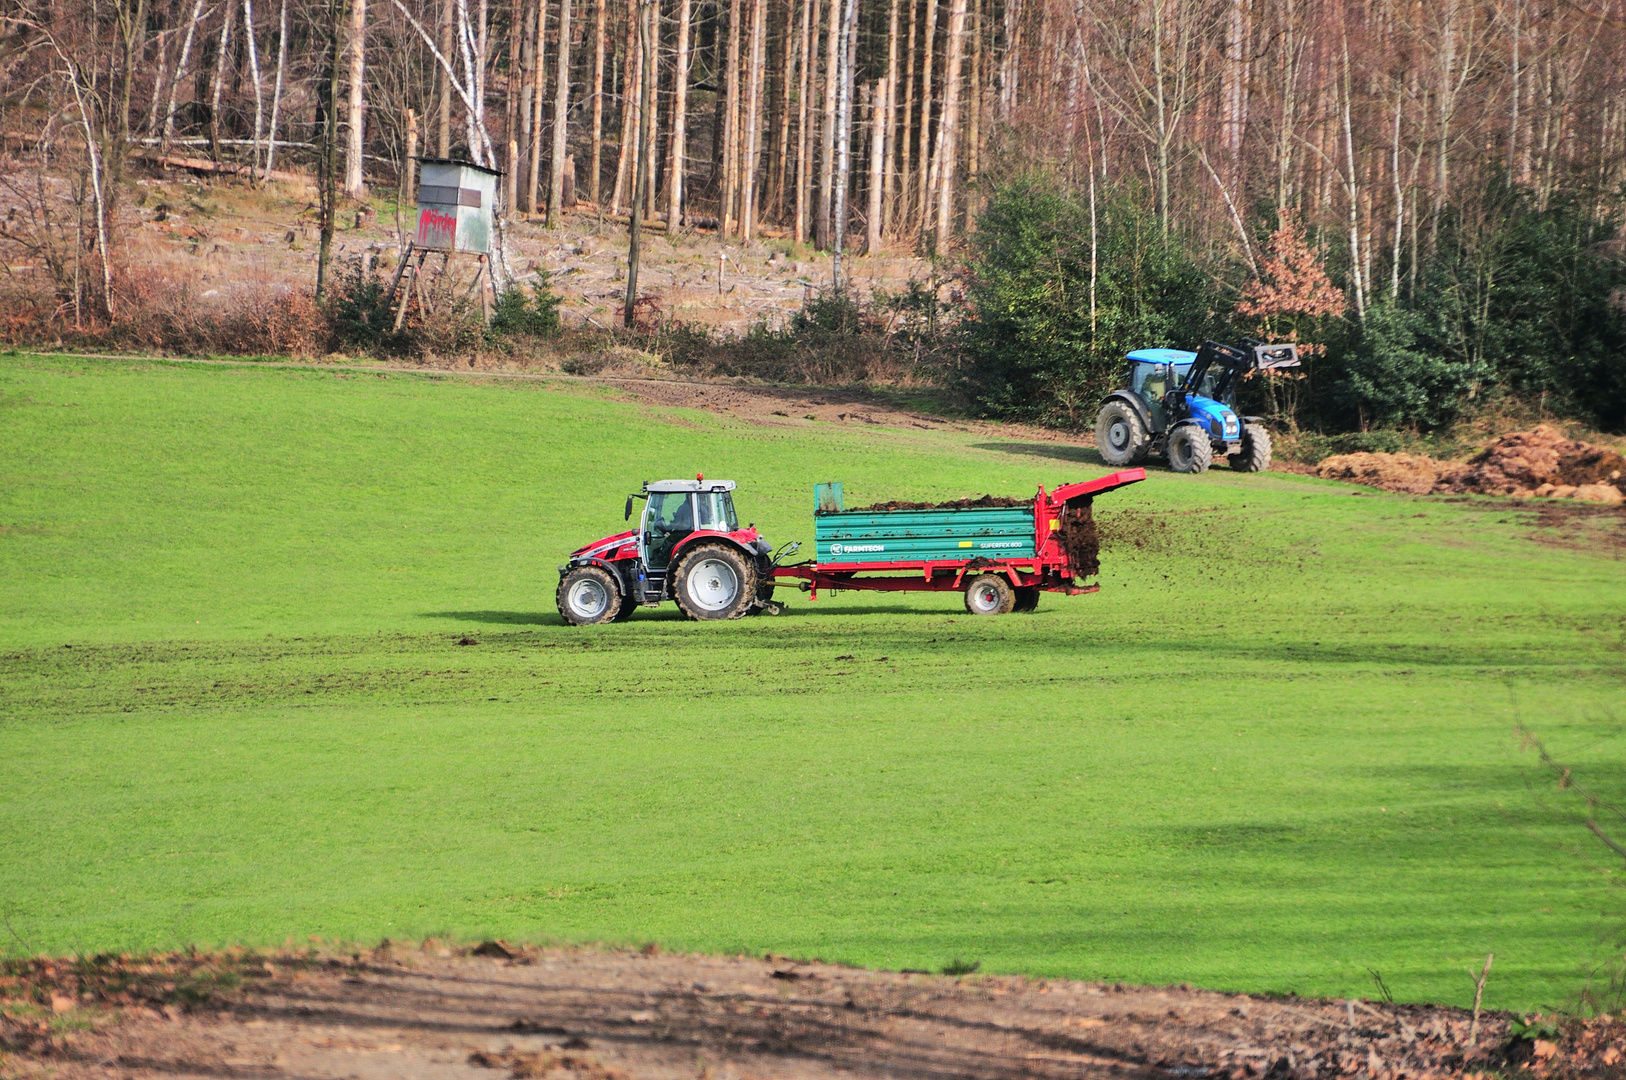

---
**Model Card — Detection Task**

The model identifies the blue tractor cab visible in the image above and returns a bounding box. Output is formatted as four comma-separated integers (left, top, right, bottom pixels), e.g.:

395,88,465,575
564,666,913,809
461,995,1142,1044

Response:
1094,339,1299,473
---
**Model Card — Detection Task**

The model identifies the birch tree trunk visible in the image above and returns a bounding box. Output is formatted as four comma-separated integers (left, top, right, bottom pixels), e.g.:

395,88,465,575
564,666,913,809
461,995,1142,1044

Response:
611,0,639,213
996,0,1017,121
625,0,654,323
547,0,573,223
931,0,964,250
242,0,264,177
145,21,171,138
263,0,288,177
816,0,839,247
516,0,535,209
344,0,366,196
529,0,549,210
438,0,452,153
866,77,885,251
666,0,692,226
898,0,917,229
643,20,658,223
794,0,815,241
913,0,937,240
829,0,855,278
207,0,234,161
590,0,606,204
722,0,744,234
771,0,796,218
161,0,207,153
881,0,898,234
741,0,765,238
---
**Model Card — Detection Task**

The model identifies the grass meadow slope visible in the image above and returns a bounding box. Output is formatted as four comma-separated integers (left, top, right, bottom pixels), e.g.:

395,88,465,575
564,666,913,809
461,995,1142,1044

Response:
1,353,1623,1013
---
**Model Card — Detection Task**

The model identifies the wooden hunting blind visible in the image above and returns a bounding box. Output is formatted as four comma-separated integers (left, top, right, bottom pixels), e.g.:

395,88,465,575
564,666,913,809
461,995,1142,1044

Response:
413,158,500,255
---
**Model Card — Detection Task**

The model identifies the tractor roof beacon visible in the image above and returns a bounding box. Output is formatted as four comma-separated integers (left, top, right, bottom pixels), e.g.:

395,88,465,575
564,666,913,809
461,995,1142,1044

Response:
556,477,782,626
1094,339,1300,475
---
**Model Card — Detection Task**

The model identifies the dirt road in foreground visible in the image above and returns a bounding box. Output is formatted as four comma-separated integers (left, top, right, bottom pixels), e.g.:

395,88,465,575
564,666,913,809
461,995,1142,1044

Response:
6,943,1583,1080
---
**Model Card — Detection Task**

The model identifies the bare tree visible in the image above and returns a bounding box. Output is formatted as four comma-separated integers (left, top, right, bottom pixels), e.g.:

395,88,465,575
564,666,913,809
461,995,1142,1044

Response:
666,0,692,225
344,0,367,194
547,0,574,222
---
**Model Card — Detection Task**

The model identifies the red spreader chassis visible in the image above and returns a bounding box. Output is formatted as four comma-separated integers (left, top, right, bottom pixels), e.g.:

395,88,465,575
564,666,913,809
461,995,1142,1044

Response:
769,468,1146,601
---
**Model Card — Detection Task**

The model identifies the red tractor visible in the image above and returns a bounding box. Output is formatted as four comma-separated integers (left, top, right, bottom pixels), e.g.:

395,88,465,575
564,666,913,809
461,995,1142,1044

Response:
556,476,781,625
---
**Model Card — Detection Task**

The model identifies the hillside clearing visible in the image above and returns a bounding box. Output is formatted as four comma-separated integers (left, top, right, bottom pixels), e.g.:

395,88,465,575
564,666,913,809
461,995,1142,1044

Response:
1,353,1623,1014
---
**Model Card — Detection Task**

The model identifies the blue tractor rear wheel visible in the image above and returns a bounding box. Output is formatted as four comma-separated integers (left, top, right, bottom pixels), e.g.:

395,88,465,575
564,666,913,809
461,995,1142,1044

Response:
1095,400,1151,466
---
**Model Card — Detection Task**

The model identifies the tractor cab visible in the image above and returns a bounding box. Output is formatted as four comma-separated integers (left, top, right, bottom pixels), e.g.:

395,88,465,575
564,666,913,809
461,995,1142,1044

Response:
631,479,741,571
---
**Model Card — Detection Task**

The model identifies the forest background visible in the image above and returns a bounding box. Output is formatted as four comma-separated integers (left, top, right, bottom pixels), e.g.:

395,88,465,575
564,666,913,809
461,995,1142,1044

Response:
1,0,1624,436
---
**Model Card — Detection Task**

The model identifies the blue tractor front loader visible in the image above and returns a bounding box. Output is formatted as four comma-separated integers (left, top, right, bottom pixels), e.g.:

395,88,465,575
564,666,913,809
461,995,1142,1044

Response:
1093,339,1300,474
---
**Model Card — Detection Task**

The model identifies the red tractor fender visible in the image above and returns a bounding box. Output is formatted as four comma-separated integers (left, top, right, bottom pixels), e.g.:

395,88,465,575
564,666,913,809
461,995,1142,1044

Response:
667,529,763,569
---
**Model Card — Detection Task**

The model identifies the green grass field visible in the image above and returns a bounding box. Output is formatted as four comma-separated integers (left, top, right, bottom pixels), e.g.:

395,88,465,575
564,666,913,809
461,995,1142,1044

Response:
2,353,1623,1013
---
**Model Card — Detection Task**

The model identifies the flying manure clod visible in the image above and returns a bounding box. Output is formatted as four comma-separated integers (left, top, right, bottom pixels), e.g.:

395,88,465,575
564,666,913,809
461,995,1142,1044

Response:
1095,340,1300,474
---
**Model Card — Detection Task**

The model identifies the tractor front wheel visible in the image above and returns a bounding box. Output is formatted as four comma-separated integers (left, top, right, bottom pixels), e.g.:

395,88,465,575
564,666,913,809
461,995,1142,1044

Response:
1013,585,1041,613
964,574,1016,616
1167,425,1215,474
1228,424,1273,472
673,544,757,621
558,566,622,626
1095,401,1151,466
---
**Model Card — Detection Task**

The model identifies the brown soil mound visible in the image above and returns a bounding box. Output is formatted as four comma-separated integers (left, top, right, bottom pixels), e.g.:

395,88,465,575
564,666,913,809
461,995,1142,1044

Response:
846,494,1032,512
1317,425,1625,504
1314,452,1445,495
4,942,1591,1080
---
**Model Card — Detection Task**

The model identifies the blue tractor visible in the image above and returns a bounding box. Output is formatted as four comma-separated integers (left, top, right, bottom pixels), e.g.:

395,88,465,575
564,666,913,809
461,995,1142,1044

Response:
1093,339,1300,474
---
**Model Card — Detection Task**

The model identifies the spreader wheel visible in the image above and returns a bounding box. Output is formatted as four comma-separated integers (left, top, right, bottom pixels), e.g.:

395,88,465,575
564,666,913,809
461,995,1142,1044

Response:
964,574,1016,616
673,543,757,621
1228,423,1273,472
557,565,622,626
1013,585,1041,613
1167,424,1214,474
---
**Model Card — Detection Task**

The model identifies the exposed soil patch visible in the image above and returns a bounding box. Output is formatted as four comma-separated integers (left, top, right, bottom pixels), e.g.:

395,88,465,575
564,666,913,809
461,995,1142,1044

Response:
845,494,1033,512
1317,426,1626,504
4,942,1605,1080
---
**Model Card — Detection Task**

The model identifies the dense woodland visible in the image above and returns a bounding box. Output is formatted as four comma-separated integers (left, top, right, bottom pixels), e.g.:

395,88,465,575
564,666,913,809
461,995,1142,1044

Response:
1,0,1624,429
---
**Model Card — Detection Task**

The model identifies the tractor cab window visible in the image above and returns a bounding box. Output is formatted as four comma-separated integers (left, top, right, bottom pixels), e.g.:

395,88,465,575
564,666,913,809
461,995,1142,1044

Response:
1177,364,1231,404
696,491,738,531
1133,362,1171,403
648,492,694,532
644,492,695,570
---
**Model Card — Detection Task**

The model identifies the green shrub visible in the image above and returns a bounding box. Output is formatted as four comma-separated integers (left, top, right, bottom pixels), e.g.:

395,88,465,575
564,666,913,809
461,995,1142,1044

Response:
490,273,563,339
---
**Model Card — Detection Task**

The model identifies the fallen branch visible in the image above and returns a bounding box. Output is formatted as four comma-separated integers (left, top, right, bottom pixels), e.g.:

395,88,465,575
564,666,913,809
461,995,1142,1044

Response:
128,149,308,184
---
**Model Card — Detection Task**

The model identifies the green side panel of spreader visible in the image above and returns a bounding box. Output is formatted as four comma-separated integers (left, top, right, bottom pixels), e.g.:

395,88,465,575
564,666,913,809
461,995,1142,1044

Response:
814,507,1037,563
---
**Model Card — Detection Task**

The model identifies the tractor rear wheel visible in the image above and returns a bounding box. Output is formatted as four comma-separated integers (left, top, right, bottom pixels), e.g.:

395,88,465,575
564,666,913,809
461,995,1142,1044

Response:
964,574,1016,616
557,566,622,626
673,544,757,621
1095,401,1151,466
1228,424,1273,472
1013,585,1041,613
1167,425,1214,474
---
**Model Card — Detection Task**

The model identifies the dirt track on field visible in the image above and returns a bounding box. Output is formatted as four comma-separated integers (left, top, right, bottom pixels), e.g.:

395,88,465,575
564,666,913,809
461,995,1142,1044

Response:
5,943,1593,1080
